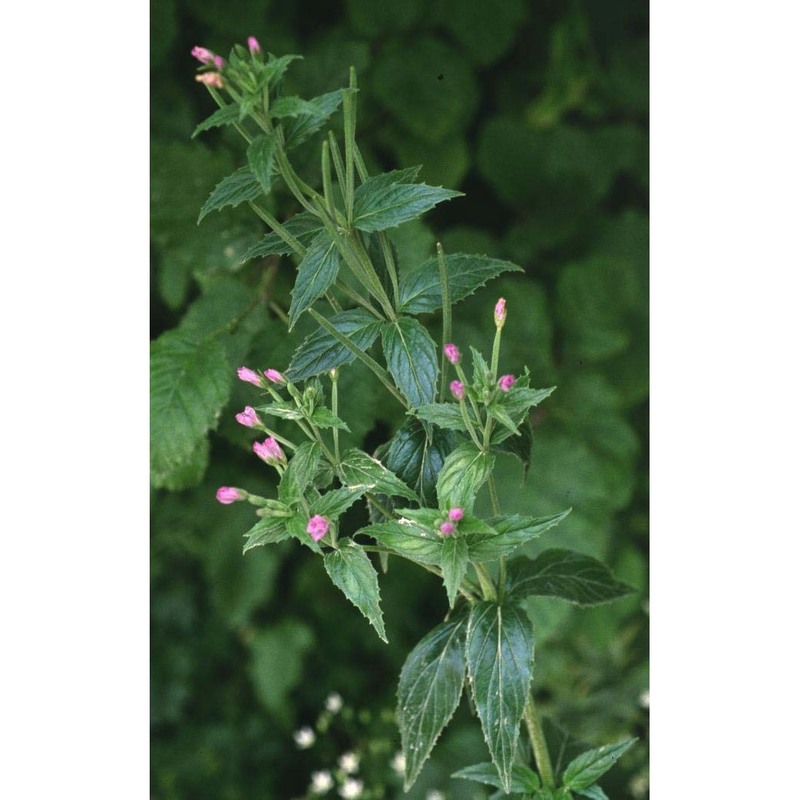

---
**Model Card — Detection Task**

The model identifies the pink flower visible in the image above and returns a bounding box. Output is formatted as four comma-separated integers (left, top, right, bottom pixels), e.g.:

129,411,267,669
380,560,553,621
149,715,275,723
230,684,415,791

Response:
443,343,461,365
498,374,516,392
494,297,507,328
253,437,285,463
247,36,261,55
195,72,224,89
450,380,465,400
439,521,454,536
216,486,245,504
213,55,225,70
448,507,464,522
307,515,329,541
264,368,286,384
237,366,263,386
235,406,260,427
191,46,215,64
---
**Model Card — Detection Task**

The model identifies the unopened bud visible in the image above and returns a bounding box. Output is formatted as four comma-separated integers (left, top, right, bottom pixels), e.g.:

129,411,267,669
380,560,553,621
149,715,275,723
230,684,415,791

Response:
494,297,507,329
498,374,516,392
439,521,454,536
265,368,286,384
253,437,285,464
237,366,264,387
191,46,215,64
235,405,261,427
448,507,464,522
195,72,224,89
247,36,261,55
307,515,330,542
216,486,245,504
443,343,461,365
450,380,465,401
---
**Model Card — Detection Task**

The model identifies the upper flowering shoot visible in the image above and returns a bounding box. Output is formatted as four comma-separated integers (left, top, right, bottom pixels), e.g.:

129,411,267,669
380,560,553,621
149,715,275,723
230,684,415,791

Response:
443,343,461,365
494,297,507,329
498,374,516,392
216,486,245,505
307,515,330,542
235,406,260,428
247,35,261,55
237,366,264,387
253,437,285,464
264,368,286,384
450,380,465,400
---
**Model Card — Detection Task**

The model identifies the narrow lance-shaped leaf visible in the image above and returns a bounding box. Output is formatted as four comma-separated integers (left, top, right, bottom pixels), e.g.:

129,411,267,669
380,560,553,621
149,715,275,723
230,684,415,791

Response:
382,316,438,408
241,212,322,262
192,103,240,138
468,509,572,562
466,601,535,794
243,517,291,553
288,231,341,328
506,549,636,605
323,541,387,642
353,179,463,232
247,132,277,194
397,616,468,790
414,402,469,432
284,90,344,148
399,254,524,314
561,739,637,791
440,535,469,607
338,448,418,501
278,442,321,507
198,166,262,222
451,762,541,794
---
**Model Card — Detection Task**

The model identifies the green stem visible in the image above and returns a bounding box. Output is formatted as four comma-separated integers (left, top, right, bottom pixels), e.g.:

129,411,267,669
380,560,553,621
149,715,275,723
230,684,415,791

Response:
458,398,484,449
343,67,358,224
437,242,453,402
488,475,501,515
331,369,341,464
524,694,555,789
491,325,503,379
321,140,336,219
327,132,349,210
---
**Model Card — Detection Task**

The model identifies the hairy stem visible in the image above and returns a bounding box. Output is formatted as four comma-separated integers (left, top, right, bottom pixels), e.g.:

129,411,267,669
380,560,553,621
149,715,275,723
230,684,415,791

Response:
524,694,555,789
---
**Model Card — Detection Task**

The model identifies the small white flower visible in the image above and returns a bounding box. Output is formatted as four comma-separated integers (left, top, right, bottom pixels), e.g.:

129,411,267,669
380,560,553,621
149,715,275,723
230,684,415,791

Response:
338,751,360,774
325,692,343,713
390,751,406,775
639,689,650,708
293,726,316,749
338,778,364,799
426,791,445,800
310,770,334,794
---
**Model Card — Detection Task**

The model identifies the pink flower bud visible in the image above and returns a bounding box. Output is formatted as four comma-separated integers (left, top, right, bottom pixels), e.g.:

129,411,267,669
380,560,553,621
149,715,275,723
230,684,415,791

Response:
443,343,461,365
494,297,507,329
498,374,516,392
450,380,465,401
307,515,330,542
448,507,464,522
213,55,225,70
195,72,224,89
237,366,264,386
253,437,285,463
439,521,454,536
247,36,261,55
191,46,215,64
216,486,245,504
265,368,286,384
235,406,260,428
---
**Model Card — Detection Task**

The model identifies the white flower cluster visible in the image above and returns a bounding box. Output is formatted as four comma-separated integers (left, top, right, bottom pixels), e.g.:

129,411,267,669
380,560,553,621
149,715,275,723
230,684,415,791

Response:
293,726,315,749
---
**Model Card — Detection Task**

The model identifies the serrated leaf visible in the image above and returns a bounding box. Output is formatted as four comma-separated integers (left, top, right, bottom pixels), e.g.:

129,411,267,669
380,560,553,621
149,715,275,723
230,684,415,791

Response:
440,535,469,607
452,762,540,793
436,443,494,513
382,317,438,408
487,401,521,435
358,166,421,192
576,786,609,800
278,442,321,507
247,133,278,194
506,549,636,605
241,212,322,262
562,739,636,791
312,486,367,519
198,166,262,222
414,402,469,432
284,89,344,148
324,542,387,641
470,346,492,387
286,308,383,381
469,510,571,562
399,254,523,314
338,448,419,501
397,616,467,790
466,602,535,793
288,231,341,328
308,406,350,430
357,521,443,565
150,331,230,484
243,517,291,553
501,386,557,420
192,103,240,138
270,96,317,118
353,179,463,232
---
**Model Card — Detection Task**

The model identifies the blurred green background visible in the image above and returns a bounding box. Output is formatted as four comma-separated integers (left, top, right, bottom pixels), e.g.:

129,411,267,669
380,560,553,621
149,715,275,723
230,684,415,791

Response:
151,1,648,797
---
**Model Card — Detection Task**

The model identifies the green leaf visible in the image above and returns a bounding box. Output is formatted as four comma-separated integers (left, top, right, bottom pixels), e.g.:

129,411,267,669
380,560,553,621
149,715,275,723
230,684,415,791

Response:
561,739,636,791
270,96,316,118
496,417,533,474
192,103,240,138
452,762,540,793
286,513,324,553
576,786,609,800
469,346,492,388
382,316,438,408
466,602,535,793
384,419,456,505
501,386,557,420
397,616,468,790
399,254,523,314
324,541,387,641
308,406,350,430
150,331,230,487
414,402,468,432
198,166,262,222
241,212,322,262
288,231,341,328
357,166,421,192
440,535,469,607
255,401,305,421
312,486,367,519
286,309,383,381
283,90,344,148
357,521,442,565
487,401,521,435
353,179,463,232
469,510,571,562
246,133,278,195
436,443,494,513
278,442,321,508
506,549,636,606
243,517,291,553
338,448,418,501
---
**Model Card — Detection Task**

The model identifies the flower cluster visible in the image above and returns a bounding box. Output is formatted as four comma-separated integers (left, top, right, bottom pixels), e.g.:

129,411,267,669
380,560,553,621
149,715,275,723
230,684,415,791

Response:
438,507,463,536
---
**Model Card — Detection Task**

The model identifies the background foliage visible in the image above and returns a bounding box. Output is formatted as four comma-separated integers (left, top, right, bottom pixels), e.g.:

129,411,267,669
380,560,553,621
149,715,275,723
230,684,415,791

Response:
151,1,648,797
